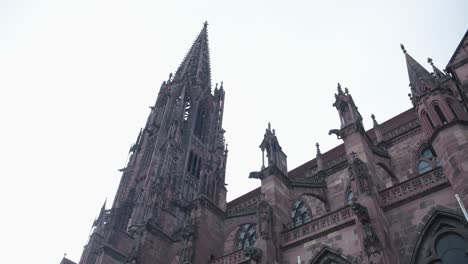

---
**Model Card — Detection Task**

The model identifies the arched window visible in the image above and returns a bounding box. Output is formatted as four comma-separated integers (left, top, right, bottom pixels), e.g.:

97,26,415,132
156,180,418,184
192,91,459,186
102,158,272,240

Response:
236,224,256,250
346,191,354,205
410,211,468,264
423,112,435,129
417,147,440,174
435,232,468,263
447,101,459,119
291,199,312,227
434,105,448,124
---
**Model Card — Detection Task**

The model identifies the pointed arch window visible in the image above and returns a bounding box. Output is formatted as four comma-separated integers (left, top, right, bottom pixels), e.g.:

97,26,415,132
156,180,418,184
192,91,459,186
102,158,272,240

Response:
423,112,435,129
417,147,440,174
434,105,448,125
435,232,468,263
236,224,256,250
291,199,312,227
410,211,468,264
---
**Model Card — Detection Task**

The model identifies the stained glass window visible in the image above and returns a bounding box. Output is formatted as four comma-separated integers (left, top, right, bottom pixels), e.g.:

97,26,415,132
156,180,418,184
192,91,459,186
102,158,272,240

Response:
291,199,312,227
417,147,440,174
435,232,468,263
236,224,256,250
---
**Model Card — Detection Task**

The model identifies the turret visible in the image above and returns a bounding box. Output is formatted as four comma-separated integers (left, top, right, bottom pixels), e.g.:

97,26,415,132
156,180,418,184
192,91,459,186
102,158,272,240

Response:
333,83,363,130
402,43,468,209
402,44,467,137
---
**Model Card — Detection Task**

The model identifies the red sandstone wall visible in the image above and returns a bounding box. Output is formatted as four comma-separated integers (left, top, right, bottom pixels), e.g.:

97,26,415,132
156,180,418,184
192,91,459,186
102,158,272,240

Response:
387,128,426,182
324,169,349,211
282,225,360,264
384,187,458,257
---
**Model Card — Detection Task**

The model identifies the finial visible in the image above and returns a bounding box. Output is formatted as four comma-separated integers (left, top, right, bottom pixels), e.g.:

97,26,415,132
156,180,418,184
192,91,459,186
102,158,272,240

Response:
400,44,407,54
344,87,349,95
215,83,218,89
168,73,173,81
337,83,343,94
220,81,223,87
273,129,276,135
316,142,321,155
427,57,434,66
371,114,378,126
204,21,208,28
268,122,271,131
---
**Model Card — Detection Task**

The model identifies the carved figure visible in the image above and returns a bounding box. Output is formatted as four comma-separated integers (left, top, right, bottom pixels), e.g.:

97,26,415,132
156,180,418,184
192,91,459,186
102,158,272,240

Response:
257,196,272,240
243,246,262,262
351,203,382,257
348,153,373,194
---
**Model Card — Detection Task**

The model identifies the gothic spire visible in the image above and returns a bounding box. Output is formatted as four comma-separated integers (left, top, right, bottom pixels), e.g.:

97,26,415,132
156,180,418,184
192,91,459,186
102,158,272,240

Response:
173,22,211,88
401,44,437,97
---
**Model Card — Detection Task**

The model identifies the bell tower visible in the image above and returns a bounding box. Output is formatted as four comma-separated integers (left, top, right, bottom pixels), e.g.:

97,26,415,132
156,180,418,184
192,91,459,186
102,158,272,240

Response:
79,22,228,264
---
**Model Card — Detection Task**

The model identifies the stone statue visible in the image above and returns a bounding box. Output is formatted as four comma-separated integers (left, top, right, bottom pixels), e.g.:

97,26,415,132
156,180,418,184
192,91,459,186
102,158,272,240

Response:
257,198,272,240
348,153,373,194
243,246,262,262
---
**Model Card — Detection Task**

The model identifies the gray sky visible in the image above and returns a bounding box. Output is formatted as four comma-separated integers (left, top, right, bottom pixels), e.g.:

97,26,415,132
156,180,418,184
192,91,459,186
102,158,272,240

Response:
1,0,467,263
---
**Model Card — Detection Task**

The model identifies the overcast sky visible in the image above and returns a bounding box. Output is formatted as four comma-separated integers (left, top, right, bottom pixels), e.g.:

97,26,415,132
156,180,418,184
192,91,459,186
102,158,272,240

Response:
1,1,467,263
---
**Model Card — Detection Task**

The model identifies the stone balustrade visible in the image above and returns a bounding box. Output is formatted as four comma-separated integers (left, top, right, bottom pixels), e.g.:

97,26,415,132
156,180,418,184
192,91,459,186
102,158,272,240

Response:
379,167,447,209
209,250,249,264
282,206,354,247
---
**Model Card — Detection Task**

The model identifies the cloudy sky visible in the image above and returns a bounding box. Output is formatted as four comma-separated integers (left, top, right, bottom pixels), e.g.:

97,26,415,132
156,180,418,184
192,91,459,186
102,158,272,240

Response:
1,0,467,263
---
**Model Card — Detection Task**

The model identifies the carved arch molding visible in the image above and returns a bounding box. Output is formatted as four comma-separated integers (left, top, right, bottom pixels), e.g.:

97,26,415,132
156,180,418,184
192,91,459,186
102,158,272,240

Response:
309,247,353,264
409,210,468,264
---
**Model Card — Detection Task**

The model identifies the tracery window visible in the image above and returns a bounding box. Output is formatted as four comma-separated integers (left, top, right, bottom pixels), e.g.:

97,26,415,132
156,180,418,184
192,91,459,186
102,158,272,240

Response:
291,199,312,227
435,232,468,263
236,224,256,250
417,147,440,174
411,211,468,264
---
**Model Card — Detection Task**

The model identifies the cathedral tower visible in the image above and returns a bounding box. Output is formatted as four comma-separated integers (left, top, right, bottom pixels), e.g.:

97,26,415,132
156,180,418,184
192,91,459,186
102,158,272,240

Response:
402,44,468,207
79,22,228,264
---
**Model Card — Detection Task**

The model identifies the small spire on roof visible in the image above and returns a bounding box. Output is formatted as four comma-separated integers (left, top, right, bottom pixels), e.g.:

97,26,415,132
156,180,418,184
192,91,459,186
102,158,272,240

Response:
427,57,434,66
400,44,407,53
371,114,378,126
337,83,344,94
204,21,208,28
316,142,321,155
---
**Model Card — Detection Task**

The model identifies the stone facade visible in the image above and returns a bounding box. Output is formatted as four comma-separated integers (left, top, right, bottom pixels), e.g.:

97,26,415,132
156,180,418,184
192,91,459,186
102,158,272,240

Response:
65,26,468,264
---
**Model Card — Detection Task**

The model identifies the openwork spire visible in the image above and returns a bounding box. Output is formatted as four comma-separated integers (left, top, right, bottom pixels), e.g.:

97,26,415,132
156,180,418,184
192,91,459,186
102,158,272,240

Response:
173,22,212,88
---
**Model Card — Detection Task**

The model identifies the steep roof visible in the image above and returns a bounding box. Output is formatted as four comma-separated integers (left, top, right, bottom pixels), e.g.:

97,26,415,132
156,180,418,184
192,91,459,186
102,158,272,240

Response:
447,30,468,68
